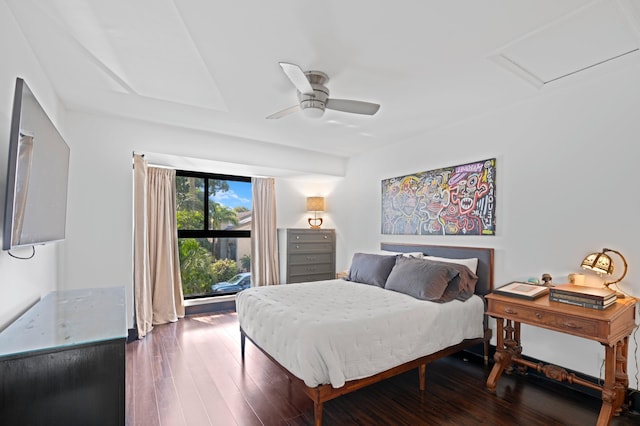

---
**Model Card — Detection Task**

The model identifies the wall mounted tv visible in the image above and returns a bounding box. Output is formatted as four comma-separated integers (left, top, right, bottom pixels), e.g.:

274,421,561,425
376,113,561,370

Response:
3,77,70,251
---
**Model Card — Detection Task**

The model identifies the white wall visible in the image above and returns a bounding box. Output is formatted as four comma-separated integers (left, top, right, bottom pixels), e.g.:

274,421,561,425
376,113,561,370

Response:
0,3,68,329
333,63,640,382
0,0,347,331
61,112,347,328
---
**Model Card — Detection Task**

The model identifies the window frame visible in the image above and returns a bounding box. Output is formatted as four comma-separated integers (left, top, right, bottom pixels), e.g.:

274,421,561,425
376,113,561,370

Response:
176,170,251,240
176,170,252,299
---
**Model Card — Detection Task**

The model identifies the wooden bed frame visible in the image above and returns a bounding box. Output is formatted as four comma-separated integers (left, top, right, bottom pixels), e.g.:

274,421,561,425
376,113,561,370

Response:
240,243,494,426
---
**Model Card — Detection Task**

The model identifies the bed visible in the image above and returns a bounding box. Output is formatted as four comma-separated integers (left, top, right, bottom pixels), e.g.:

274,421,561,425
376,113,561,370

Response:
237,243,494,425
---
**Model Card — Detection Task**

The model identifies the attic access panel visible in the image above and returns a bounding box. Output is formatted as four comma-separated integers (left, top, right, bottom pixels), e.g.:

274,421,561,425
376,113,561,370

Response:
492,0,640,86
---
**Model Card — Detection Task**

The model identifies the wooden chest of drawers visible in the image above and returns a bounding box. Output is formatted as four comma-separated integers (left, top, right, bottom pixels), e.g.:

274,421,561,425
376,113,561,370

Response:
282,228,336,283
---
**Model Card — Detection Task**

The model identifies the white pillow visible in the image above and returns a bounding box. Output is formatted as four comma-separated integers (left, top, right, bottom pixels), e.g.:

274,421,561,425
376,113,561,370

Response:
377,250,424,258
423,255,478,274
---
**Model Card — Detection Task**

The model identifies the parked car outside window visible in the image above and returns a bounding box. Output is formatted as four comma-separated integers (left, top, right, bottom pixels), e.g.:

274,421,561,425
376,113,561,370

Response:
210,272,251,295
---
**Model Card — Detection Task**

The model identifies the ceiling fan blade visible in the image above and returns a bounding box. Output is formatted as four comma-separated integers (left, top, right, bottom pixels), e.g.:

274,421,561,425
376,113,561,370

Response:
279,62,314,95
326,99,380,115
266,104,301,119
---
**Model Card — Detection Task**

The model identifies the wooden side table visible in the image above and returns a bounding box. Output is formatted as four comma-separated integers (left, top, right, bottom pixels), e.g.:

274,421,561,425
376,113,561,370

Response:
485,292,637,426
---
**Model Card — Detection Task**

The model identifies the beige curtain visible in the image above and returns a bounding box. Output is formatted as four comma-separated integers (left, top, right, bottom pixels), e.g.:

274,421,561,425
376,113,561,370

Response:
133,154,184,338
251,177,280,286
133,155,153,338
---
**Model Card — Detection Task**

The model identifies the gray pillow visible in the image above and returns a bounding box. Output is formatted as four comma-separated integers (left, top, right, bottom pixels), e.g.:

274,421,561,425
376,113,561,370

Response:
384,257,459,301
347,253,398,287
431,261,479,302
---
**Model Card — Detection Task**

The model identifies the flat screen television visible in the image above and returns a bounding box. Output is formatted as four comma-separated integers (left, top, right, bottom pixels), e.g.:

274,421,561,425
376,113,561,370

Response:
3,77,70,251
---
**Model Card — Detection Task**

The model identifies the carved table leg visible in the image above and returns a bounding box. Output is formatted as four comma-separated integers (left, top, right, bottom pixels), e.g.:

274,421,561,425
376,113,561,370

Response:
510,319,527,374
487,318,522,393
614,337,629,416
595,337,631,425
597,344,618,426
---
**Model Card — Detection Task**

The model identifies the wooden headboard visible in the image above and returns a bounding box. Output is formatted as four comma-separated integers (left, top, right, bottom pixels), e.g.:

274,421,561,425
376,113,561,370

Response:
380,243,495,297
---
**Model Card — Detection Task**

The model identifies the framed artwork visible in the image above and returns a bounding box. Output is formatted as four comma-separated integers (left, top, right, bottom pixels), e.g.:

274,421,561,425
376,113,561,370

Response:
381,158,496,235
493,282,549,300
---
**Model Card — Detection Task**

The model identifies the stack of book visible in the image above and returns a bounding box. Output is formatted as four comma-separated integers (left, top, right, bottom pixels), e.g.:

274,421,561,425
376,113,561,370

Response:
549,284,617,310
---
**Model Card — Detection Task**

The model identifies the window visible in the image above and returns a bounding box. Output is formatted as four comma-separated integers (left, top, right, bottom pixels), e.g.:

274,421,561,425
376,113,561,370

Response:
176,171,252,298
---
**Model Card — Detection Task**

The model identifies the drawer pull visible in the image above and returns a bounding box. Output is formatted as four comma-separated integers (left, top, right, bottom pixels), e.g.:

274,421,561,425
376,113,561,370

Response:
504,308,518,315
295,245,300,249
535,312,543,319
296,236,300,240
324,235,328,239
563,322,582,329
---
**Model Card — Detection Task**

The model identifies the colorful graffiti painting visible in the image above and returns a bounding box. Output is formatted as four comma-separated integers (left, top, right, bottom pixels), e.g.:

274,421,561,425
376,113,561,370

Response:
381,158,496,235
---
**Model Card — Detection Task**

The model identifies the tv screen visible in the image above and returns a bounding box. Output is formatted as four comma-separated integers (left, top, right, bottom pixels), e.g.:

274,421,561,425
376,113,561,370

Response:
3,78,70,251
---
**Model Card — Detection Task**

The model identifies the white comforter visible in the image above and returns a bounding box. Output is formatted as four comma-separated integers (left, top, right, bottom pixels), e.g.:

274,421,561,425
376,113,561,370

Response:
236,279,484,388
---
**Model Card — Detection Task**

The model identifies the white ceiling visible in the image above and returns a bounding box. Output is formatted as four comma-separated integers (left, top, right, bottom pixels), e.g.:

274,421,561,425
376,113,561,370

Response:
6,0,640,158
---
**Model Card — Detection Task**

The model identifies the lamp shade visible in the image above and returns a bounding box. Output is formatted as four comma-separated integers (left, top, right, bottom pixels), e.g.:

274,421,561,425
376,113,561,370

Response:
581,251,614,275
580,247,628,298
306,197,325,212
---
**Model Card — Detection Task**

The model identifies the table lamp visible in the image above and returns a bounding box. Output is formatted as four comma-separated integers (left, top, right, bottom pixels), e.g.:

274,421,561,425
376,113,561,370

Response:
580,248,627,298
306,197,325,229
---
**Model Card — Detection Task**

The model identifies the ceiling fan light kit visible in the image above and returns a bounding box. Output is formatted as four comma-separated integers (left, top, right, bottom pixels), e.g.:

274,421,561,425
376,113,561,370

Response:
301,103,325,118
268,62,380,120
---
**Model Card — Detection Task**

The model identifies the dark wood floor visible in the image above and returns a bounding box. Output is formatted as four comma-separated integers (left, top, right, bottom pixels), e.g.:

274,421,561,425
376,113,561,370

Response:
125,311,639,425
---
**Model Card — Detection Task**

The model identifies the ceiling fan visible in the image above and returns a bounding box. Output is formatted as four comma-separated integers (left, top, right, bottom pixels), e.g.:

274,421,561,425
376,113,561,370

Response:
267,62,380,119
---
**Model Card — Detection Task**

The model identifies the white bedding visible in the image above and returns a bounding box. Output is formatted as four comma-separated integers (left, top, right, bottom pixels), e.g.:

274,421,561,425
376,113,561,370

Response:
236,279,484,388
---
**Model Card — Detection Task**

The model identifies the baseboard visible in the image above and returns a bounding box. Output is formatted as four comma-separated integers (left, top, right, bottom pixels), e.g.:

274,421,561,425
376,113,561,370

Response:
184,297,236,316
127,328,138,343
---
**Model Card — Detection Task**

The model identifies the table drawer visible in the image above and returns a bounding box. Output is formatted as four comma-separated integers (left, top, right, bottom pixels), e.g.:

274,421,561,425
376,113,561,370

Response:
489,300,599,336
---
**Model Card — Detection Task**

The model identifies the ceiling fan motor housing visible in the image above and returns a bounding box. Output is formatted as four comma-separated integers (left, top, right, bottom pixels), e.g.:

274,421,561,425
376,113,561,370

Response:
298,71,329,117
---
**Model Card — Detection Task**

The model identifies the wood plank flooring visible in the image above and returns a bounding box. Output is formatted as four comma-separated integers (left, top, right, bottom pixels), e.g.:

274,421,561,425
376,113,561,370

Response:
125,311,639,425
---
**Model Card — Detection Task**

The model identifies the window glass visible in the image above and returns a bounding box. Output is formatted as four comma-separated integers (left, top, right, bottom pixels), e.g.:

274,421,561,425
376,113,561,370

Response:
176,172,251,298
176,176,205,230
208,179,252,231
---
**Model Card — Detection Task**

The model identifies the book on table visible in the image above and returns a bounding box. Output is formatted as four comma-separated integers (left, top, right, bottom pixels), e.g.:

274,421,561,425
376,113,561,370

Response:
549,293,616,310
549,283,616,301
548,291,616,306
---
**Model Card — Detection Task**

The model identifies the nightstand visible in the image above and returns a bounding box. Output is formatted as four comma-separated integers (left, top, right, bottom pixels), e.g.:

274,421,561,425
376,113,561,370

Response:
485,292,637,426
